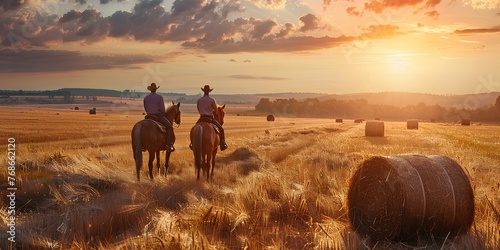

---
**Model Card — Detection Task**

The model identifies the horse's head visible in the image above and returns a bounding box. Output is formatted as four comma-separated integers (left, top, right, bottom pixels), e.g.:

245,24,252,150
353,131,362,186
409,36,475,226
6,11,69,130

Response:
215,104,225,125
166,101,181,125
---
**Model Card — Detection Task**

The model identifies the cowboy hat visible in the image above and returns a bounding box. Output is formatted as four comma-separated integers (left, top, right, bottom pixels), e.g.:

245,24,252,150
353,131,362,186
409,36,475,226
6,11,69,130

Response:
147,83,160,91
201,85,213,93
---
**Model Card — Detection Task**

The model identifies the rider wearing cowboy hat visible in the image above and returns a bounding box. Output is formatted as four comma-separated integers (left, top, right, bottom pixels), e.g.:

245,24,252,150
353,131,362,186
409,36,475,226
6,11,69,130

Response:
143,83,175,152
197,85,228,151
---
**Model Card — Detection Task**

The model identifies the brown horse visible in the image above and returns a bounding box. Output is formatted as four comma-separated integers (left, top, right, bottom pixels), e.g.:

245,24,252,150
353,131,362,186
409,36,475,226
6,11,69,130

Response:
190,105,225,181
131,102,181,181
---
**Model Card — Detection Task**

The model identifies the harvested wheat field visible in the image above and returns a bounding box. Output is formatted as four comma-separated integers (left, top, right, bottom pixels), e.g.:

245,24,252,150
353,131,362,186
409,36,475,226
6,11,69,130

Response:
1,104,499,249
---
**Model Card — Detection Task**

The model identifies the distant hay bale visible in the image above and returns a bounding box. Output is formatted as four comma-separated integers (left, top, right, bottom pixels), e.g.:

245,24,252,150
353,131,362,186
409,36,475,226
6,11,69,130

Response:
430,119,436,123
89,108,96,115
461,119,471,126
335,118,343,123
348,155,474,242
407,119,419,129
74,106,79,110
374,118,380,121
354,119,364,123
365,121,384,137
267,114,275,122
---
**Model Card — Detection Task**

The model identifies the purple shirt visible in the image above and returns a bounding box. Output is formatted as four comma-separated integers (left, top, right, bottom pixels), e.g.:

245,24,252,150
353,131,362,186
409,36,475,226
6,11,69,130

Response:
197,95,217,116
144,92,166,115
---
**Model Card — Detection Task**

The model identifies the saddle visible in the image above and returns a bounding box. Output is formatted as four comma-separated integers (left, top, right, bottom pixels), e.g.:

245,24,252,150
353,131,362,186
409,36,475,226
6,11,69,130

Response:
144,115,166,133
196,116,220,135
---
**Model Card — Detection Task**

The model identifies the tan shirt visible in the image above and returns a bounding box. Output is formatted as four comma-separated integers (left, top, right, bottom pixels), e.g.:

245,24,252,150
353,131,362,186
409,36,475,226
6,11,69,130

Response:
197,95,217,116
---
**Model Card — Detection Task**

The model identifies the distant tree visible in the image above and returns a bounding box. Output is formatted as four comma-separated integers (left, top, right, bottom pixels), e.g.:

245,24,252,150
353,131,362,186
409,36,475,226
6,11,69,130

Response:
496,95,500,112
255,98,273,112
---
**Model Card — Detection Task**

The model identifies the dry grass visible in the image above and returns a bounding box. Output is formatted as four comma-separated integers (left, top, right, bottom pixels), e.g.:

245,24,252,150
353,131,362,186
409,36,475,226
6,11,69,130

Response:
0,105,499,249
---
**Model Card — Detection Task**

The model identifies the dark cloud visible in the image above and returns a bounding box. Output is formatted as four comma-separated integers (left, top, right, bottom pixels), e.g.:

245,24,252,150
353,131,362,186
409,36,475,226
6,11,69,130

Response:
251,19,277,39
0,0,24,11
0,49,157,73
0,0,405,72
299,14,322,32
454,26,500,34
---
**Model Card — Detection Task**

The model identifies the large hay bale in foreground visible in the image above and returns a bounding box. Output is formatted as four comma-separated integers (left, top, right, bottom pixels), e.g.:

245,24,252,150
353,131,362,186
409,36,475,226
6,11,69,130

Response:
461,119,471,126
348,155,474,242
365,121,384,137
266,114,275,122
407,119,419,129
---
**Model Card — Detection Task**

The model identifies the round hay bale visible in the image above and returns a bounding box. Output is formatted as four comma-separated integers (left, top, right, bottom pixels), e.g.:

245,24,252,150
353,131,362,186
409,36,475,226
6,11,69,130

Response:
461,119,471,126
335,118,343,123
348,155,474,242
267,114,275,122
354,119,364,123
374,118,381,121
365,121,384,137
407,119,419,129
89,109,96,115
74,106,79,110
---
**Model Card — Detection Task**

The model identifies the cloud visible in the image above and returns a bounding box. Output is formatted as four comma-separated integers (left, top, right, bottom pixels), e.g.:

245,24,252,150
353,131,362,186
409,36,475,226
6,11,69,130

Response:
299,13,323,32
249,0,286,9
425,10,440,19
0,0,25,11
454,26,500,34
462,0,500,10
229,74,287,80
0,49,157,73
0,0,404,69
354,0,443,16
346,6,364,17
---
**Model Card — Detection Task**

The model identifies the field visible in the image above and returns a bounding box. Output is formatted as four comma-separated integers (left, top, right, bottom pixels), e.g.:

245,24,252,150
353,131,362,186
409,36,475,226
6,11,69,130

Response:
1,102,499,249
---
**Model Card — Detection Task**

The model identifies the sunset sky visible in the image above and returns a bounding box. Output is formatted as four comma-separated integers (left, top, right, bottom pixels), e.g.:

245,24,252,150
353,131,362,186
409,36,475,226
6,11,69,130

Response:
0,0,499,95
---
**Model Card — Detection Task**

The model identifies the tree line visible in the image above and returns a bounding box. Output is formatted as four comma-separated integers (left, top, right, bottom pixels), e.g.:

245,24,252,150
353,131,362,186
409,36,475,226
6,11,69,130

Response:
255,96,500,122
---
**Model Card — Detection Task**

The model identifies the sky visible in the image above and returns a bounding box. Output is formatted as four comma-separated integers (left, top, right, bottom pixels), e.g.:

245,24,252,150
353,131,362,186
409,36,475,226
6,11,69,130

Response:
0,0,499,95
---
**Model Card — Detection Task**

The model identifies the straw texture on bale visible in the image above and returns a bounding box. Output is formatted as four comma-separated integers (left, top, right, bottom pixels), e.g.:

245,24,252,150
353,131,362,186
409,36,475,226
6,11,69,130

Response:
266,115,275,122
407,119,419,129
461,119,471,126
365,121,384,137
348,155,474,242
335,119,343,123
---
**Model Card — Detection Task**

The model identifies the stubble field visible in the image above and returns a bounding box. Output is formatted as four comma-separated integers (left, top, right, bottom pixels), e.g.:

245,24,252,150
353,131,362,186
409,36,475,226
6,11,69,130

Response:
0,102,499,249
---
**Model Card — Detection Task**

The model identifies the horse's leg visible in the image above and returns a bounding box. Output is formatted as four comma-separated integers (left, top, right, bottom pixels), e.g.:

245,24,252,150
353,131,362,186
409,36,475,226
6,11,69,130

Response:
211,149,217,180
148,150,155,180
206,152,212,181
164,151,171,176
156,150,161,176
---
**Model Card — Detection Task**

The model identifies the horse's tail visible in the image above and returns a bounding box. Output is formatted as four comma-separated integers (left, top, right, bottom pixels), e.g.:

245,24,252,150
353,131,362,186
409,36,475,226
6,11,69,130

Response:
192,125,203,175
131,122,143,181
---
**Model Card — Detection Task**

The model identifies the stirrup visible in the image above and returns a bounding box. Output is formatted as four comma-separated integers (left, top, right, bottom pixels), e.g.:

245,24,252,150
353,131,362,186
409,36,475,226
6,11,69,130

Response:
220,143,228,151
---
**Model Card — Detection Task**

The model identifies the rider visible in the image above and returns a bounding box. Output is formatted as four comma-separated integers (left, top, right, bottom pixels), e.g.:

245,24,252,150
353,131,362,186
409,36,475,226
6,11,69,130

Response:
197,85,228,151
143,83,175,152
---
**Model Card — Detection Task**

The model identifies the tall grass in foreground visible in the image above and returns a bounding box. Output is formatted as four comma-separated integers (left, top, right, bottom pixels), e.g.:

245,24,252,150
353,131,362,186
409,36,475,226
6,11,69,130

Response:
1,119,499,249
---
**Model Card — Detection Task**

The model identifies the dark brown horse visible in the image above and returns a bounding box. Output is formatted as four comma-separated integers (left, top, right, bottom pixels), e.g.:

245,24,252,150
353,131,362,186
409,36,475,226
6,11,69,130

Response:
190,105,225,181
131,102,181,181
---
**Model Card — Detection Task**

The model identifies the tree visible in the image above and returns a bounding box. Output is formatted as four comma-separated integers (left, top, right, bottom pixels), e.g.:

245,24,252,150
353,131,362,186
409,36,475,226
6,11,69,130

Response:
496,95,500,112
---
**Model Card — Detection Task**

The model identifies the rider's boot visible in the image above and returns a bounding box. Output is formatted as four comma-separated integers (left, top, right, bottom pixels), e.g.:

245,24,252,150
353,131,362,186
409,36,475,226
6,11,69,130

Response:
166,130,175,152
219,132,228,151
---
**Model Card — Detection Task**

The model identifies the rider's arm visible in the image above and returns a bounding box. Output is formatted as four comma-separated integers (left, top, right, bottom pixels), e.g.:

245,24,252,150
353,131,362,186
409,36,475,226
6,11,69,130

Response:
212,99,218,116
158,95,166,114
